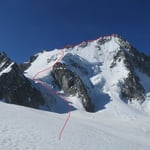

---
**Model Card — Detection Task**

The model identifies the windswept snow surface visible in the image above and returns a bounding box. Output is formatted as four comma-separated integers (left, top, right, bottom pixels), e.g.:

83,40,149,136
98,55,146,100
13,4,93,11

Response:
0,102,150,150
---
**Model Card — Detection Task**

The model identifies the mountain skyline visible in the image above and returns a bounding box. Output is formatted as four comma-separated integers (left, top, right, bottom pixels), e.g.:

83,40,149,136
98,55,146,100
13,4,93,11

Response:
0,0,150,63
1,34,150,113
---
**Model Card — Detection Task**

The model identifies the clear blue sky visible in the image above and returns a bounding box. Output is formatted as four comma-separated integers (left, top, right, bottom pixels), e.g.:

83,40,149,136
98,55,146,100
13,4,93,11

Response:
0,0,150,63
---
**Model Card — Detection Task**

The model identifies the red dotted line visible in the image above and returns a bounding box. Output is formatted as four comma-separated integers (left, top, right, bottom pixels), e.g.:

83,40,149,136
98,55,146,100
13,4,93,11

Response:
32,49,71,140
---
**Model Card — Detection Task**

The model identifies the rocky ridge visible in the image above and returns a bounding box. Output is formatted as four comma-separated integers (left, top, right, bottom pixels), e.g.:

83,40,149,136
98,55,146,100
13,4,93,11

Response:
0,52,44,108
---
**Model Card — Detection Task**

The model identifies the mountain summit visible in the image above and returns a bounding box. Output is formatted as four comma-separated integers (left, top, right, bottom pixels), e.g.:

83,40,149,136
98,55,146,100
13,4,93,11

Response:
1,34,150,114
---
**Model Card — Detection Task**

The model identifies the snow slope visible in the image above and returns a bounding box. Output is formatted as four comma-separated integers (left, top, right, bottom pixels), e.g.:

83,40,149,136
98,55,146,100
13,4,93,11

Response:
0,102,150,150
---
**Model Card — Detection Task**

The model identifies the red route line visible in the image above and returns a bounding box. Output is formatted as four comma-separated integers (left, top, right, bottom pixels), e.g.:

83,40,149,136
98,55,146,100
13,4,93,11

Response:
32,34,116,140
32,49,71,140
32,49,64,79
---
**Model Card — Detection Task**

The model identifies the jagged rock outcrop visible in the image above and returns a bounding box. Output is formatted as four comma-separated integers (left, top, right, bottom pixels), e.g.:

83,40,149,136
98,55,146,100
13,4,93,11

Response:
110,37,150,103
117,36,150,76
110,49,127,68
121,72,145,103
51,62,93,112
0,52,44,108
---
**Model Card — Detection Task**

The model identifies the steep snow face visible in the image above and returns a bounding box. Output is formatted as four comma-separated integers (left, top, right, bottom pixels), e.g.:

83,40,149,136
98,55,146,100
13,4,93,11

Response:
24,35,150,113
25,49,63,79
0,102,150,150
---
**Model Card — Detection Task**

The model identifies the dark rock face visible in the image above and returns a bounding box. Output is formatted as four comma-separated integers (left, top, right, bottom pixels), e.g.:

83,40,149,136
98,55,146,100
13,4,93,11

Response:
108,47,145,103
51,62,93,112
0,52,12,72
118,37,150,76
131,49,150,76
96,37,111,45
111,38,150,103
110,50,127,68
19,62,31,72
0,52,44,108
121,72,145,103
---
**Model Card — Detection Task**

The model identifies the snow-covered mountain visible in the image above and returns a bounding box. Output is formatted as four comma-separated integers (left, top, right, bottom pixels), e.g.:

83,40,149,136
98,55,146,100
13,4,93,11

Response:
1,34,150,114
1,34,150,150
18,34,150,115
